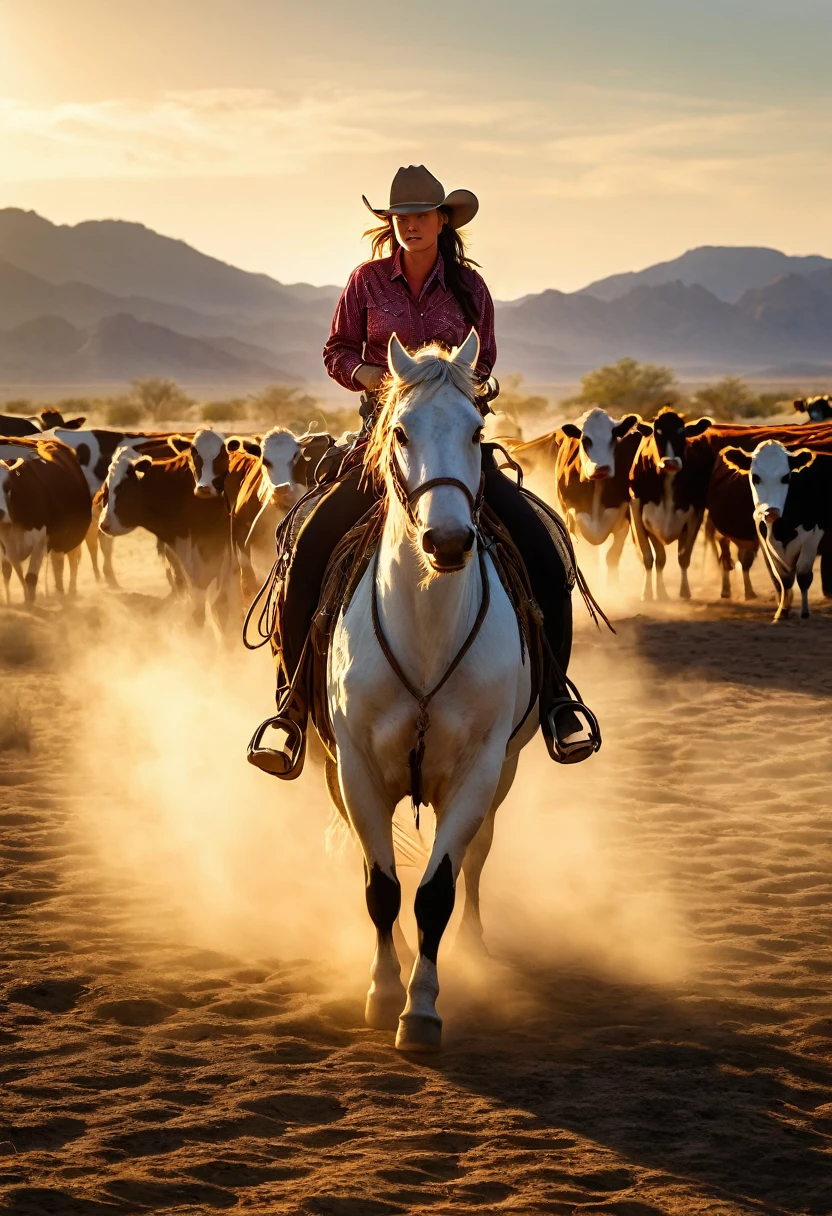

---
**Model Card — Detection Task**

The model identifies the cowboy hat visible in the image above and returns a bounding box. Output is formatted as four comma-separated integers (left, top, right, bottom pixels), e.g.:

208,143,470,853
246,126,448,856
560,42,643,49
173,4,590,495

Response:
363,164,479,230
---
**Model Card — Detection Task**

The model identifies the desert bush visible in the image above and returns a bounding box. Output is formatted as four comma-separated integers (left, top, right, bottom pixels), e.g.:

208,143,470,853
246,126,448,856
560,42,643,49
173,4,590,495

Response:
201,399,249,424
496,374,551,426
54,397,92,416
566,357,681,418
130,377,194,422
0,699,32,752
693,378,794,421
1,398,34,415
249,384,321,428
104,398,145,427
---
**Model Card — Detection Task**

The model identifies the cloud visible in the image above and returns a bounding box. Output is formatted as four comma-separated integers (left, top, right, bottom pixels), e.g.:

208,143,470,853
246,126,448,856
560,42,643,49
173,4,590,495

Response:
2,84,830,211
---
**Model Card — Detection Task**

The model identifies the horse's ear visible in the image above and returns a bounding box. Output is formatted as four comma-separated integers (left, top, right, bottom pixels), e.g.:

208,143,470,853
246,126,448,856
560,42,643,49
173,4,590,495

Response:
451,328,480,370
388,333,416,379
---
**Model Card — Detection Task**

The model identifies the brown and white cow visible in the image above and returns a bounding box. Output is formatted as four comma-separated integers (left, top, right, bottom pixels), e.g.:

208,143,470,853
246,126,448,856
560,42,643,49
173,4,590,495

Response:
99,444,231,629
0,438,92,603
629,408,712,600
555,408,647,580
0,407,86,439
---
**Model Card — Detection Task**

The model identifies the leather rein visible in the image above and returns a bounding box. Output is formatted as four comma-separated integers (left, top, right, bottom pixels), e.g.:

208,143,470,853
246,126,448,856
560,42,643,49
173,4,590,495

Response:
371,456,489,824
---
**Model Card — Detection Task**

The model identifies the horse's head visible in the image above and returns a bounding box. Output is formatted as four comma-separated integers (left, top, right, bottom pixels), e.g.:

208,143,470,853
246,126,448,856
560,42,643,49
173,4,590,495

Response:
371,330,484,573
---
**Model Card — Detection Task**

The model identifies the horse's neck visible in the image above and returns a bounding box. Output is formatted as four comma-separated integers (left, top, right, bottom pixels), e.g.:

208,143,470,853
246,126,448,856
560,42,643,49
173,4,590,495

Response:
376,499,482,695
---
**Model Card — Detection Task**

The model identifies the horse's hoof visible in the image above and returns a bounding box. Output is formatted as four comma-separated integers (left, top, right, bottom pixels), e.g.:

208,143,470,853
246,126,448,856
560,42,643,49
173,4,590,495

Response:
396,1013,442,1052
365,989,405,1032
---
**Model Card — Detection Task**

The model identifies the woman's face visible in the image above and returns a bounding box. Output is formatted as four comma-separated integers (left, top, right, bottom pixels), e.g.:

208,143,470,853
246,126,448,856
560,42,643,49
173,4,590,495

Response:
392,209,447,255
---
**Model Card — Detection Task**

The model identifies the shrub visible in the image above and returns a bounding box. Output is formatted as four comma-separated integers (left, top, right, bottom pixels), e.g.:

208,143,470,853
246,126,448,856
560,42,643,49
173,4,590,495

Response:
497,374,551,426
693,378,795,421
1,398,34,415
104,399,145,427
567,357,681,418
130,377,194,422
201,399,249,424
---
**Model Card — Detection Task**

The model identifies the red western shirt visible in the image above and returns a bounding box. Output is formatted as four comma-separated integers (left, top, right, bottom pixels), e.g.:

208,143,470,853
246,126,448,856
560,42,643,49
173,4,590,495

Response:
323,248,497,390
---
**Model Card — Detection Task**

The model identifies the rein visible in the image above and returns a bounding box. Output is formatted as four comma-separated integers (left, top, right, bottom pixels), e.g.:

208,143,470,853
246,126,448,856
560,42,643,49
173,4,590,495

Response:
371,467,490,826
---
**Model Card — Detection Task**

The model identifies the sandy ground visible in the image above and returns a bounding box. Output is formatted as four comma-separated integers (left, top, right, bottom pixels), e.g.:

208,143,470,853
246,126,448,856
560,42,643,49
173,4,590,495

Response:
1,532,831,1216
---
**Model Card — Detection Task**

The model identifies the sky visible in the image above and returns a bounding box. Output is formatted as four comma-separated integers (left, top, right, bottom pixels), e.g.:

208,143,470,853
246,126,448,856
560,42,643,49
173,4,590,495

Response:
1,0,831,298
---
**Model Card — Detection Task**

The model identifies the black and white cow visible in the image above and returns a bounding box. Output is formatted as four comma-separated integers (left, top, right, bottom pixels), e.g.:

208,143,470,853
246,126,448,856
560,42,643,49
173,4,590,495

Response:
629,409,712,600
794,396,832,423
722,439,832,620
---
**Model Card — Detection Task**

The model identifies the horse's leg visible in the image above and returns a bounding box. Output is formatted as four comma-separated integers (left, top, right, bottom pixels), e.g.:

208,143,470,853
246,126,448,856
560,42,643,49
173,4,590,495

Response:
397,758,505,1052
458,754,518,954
337,750,405,1031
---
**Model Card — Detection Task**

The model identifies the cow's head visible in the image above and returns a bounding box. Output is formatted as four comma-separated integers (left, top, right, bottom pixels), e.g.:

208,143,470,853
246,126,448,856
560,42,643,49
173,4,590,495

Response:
169,428,229,499
723,440,815,524
0,458,23,523
39,408,86,430
560,408,642,481
99,447,153,536
257,428,306,510
642,408,712,475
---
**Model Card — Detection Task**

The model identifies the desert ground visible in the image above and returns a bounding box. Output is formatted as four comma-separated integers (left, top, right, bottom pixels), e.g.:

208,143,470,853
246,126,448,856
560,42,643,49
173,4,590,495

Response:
1,534,831,1216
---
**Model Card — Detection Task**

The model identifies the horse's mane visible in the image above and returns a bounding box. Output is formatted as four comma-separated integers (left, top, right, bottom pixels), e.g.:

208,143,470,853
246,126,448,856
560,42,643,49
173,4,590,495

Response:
364,343,475,487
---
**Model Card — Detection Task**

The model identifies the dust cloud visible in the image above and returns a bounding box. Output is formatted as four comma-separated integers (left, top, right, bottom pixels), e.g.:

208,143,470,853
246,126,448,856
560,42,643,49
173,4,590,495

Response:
66,585,691,996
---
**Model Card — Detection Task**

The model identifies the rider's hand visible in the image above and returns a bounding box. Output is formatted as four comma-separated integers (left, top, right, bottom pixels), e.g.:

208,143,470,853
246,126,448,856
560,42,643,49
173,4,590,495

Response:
355,363,386,392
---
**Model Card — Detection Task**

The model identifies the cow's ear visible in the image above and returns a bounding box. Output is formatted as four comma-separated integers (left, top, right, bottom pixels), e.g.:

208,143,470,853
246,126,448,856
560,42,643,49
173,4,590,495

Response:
0,457,24,473
63,416,86,430
612,414,639,439
685,416,712,437
722,447,753,473
637,422,653,436
560,422,581,439
789,448,815,472
168,435,192,455
243,439,261,457
225,437,241,452
793,398,807,412
133,456,153,479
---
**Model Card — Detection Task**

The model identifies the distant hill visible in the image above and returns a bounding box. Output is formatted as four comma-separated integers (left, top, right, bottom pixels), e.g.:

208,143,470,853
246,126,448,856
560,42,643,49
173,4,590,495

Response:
1,210,831,386
0,314,295,384
580,246,832,304
0,209,341,318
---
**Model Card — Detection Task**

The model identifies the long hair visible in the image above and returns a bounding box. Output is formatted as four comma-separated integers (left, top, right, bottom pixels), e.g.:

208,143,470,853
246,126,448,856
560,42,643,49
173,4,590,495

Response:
364,210,481,328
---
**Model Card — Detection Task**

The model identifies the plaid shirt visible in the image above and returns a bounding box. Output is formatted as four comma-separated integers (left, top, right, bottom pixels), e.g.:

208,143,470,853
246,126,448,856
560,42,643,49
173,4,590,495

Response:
323,248,496,390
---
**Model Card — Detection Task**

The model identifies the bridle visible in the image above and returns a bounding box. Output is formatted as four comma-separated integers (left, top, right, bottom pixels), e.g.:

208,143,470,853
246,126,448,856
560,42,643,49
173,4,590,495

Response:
372,448,489,826
387,449,485,531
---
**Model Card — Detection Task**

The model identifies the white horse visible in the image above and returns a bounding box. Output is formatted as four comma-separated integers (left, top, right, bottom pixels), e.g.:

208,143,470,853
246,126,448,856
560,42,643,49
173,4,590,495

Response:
325,330,539,1052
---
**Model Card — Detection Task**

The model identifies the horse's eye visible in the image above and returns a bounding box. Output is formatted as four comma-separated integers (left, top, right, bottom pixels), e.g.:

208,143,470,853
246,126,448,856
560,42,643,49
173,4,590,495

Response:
472,427,483,445
394,426,408,447
751,473,761,485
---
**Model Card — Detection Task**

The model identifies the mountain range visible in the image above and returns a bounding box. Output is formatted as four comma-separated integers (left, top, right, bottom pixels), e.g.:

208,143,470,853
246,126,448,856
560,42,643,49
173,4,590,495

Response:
1,208,831,387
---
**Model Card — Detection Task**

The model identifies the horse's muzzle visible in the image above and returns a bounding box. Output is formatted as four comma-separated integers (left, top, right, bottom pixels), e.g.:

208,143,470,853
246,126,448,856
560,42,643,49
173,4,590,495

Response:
422,526,476,572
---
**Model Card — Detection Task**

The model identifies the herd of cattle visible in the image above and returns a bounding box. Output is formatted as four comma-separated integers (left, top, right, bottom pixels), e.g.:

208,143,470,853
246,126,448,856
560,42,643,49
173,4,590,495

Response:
1,393,832,626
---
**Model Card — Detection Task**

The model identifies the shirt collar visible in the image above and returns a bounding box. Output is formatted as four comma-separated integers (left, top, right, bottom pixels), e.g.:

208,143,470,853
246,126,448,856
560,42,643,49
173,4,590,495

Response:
390,248,446,292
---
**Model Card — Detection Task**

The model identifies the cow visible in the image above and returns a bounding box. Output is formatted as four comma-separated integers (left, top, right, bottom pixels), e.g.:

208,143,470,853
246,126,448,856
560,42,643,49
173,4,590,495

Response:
228,428,333,595
99,444,231,629
629,409,712,600
722,439,832,620
555,408,647,580
0,438,92,603
794,396,832,423
0,408,86,438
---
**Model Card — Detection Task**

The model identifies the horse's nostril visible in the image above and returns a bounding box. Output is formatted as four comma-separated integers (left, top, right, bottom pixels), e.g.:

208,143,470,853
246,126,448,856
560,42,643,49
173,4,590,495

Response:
422,529,438,556
463,528,475,553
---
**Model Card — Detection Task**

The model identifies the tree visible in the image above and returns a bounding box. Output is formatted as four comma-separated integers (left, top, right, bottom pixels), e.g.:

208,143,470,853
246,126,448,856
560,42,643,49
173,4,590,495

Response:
693,376,757,421
130,378,193,422
495,373,550,425
572,357,680,418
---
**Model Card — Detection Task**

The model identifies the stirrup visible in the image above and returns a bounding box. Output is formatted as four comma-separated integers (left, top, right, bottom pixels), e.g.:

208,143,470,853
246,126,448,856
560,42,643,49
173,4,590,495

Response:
545,697,602,765
247,713,306,780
